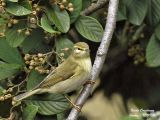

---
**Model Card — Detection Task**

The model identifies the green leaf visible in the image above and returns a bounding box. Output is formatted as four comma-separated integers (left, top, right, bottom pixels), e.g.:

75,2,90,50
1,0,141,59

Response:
146,0,160,27
75,15,103,42
117,1,127,21
22,29,51,53
26,94,70,115
6,0,32,16
19,0,32,10
0,63,21,80
0,86,4,96
0,38,24,65
27,70,46,90
155,24,160,40
0,25,6,33
57,113,65,120
7,0,18,2
70,0,82,23
23,104,38,120
82,0,91,10
123,0,148,25
56,37,74,63
46,5,70,33
0,18,7,25
40,15,60,34
146,34,160,67
5,22,27,47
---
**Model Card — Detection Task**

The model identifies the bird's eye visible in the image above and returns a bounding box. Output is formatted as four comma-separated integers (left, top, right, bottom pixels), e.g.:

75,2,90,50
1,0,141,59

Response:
77,48,81,50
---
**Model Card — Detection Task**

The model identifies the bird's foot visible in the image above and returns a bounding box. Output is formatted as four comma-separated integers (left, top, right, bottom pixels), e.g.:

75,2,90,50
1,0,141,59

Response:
84,80,95,85
65,96,81,112
72,104,81,112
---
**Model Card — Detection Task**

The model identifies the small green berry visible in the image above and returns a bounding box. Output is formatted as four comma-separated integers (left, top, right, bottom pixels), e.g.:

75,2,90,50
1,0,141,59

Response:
68,7,74,12
17,29,22,33
25,30,30,36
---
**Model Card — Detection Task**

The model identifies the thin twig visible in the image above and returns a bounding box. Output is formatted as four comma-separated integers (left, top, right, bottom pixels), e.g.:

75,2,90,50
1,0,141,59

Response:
131,24,146,42
68,29,80,42
66,0,119,120
120,21,130,46
81,0,108,16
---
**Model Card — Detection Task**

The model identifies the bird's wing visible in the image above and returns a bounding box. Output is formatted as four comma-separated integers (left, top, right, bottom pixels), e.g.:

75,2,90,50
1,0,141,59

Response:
36,59,78,88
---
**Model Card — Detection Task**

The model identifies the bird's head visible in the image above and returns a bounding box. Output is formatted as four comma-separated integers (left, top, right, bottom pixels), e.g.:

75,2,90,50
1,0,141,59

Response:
72,42,90,58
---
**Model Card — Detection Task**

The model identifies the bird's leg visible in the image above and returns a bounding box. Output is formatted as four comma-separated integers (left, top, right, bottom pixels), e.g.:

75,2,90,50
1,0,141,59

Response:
84,80,95,85
84,80,95,95
64,95,81,112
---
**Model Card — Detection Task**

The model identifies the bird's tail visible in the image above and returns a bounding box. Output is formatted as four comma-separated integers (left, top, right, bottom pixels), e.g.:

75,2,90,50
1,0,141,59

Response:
13,89,40,102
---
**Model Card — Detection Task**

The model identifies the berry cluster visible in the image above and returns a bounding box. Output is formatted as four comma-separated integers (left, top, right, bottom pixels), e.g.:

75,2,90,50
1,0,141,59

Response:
0,32,5,37
7,19,19,28
44,31,61,42
128,44,145,65
58,47,71,63
0,88,13,101
28,16,37,28
0,0,5,13
50,0,74,12
28,1,42,28
31,4,41,16
17,28,32,36
24,53,50,74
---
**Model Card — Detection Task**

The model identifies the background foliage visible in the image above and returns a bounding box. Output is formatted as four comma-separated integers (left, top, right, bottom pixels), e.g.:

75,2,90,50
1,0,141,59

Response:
0,0,160,120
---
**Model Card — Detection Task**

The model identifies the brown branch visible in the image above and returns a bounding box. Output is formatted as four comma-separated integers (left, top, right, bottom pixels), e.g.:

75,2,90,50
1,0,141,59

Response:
66,0,119,119
81,0,108,16
131,24,146,43
68,29,80,42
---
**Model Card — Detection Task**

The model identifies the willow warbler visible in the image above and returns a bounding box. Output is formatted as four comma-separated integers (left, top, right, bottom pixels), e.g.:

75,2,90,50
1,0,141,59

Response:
13,42,92,102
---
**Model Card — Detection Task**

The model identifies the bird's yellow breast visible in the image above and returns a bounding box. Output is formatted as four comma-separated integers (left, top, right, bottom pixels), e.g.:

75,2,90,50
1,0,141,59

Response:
76,57,92,73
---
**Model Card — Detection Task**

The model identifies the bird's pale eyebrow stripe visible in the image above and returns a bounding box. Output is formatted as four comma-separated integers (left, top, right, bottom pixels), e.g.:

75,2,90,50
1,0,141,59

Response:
74,45,89,51
74,46,85,50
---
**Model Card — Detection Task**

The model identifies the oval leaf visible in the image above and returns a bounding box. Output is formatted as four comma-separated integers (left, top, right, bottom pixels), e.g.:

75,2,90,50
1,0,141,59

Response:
23,104,38,120
46,5,70,33
75,16,103,42
70,0,82,23
6,1,32,16
5,22,27,47
40,15,60,34
117,1,127,21
0,63,21,80
27,70,46,90
146,0,160,27
0,38,24,65
22,29,51,53
26,94,70,115
123,0,148,25
146,34,160,67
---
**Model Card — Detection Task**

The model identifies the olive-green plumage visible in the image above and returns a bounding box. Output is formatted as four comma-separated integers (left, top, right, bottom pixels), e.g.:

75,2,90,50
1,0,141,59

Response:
13,42,92,102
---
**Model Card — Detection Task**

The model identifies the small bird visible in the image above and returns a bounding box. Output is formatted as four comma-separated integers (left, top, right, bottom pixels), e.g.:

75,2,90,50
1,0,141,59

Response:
13,42,92,102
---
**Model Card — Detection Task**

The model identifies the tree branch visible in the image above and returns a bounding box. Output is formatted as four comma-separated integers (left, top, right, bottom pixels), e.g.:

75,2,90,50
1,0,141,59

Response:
66,0,119,120
81,0,108,16
68,28,80,42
